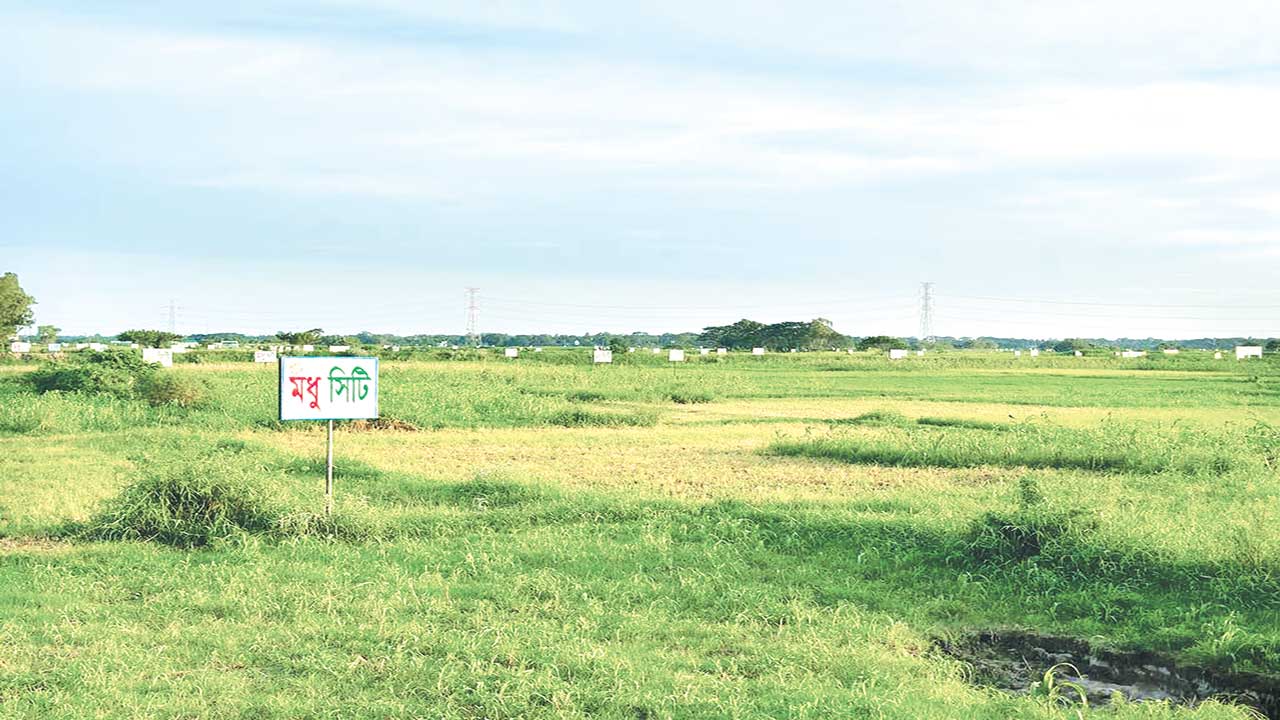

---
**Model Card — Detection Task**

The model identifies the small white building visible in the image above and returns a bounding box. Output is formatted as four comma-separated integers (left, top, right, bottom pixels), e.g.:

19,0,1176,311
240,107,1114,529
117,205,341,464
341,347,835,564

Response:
1236,345,1263,360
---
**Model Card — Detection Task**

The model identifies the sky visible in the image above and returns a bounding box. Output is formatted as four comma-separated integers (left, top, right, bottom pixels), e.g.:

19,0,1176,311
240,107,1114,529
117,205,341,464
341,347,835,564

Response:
3,1,1280,339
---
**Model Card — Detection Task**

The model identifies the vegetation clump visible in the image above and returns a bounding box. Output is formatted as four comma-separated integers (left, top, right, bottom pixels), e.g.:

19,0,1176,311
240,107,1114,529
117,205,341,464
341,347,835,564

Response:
86,456,281,547
30,349,156,398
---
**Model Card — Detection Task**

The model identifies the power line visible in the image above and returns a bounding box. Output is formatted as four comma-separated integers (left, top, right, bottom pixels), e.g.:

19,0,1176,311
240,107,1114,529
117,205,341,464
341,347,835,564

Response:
938,293,1280,310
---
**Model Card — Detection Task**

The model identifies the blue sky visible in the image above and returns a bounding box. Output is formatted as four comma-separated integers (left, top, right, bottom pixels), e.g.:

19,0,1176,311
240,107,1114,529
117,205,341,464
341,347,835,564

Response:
4,1,1280,338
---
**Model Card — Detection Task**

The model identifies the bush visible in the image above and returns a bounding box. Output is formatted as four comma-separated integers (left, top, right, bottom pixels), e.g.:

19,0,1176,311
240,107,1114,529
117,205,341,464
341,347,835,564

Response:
87,457,281,547
667,390,714,404
29,350,155,398
139,372,209,408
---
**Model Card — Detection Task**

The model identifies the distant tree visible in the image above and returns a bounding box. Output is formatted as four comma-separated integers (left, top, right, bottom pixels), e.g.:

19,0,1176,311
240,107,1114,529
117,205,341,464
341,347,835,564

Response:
116,329,183,348
964,338,998,350
1051,338,1092,353
857,335,907,351
607,336,628,355
275,328,323,346
1266,339,1280,352
37,324,60,343
0,272,35,338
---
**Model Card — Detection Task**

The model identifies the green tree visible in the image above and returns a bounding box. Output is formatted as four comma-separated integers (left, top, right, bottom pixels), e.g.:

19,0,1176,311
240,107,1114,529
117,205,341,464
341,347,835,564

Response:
857,335,907,351
276,328,324,345
37,324,60,343
0,272,35,338
117,329,183,348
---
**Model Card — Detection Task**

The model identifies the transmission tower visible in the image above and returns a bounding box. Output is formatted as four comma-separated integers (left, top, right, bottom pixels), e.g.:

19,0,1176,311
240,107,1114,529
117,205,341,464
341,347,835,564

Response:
919,282,934,343
465,288,480,347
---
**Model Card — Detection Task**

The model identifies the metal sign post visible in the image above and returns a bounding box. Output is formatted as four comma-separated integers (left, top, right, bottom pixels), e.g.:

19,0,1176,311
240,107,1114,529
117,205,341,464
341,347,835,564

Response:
278,356,379,515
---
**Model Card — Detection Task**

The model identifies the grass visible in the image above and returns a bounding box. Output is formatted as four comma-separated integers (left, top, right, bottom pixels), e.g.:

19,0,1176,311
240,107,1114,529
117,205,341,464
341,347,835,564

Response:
1,355,1279,718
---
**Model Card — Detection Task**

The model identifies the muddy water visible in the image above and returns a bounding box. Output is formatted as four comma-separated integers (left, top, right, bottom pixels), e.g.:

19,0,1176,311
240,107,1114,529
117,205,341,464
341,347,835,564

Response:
937,631,1280,717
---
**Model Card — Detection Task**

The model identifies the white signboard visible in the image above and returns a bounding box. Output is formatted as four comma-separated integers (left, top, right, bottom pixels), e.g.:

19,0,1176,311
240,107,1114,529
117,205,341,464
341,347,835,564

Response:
1214,351,1223,359
301,344,315,352
1236,346,1263,360
1163,348,1179,354
1029,349,1040,357
533,347,542,352
669,349,685,362
279,356,379,421
142,348,173,367
1014,350,1022,357
700,348,710,355
9,341,31,353
47,343,62,352
255,350,278,363
1074,351,1083,357
916,350,925,357
593,349,613,364
889,349,908,360
752,347,765,356
171,346,188,354
505,348,519,358
1121,350,1146,358
329,345,350,353
652,348,662,354
717,348,728,355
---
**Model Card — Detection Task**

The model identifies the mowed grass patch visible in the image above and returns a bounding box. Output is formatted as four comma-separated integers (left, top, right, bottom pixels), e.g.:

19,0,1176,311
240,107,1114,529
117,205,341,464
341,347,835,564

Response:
768,419,1250,475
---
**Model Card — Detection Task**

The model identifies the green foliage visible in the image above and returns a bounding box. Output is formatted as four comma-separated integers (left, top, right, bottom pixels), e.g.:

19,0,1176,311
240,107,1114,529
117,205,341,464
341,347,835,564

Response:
138,372,209,408
0,271,35,337
36,324,59,343
699,317,849,350
116,329,183,348
276,328,324,345
667,389,714,404
85,455,282,547
29,349,156,399
858,335,909,351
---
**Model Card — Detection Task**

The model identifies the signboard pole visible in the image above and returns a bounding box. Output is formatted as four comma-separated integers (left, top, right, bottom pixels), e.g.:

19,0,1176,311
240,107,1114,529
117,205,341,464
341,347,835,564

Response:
325,420,334,516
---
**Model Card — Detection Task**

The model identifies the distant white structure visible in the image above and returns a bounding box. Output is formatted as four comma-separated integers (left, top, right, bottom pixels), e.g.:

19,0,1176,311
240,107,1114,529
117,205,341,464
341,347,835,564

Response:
628,347,635,352
1121,350,1146,358
1074,351,1083,357
141,348,173,367
254,350,278,363
46,343,62,353
889,349,908,360
752,347,765,356
700,348,710,355
88,343,106,351
533,347,541,352
593,349,612,364
1214,351,1223,359
1163,348,1180,355
1014,350,1022,357
505,348,519,358
717,348,728,355
790,348,797,353
915,350,925,357
329,345,350,352
301,344,315,352
652,348,662,355
1236,345,1263,360
1029,349,1040,357
9,341,31,353
669,349,685,362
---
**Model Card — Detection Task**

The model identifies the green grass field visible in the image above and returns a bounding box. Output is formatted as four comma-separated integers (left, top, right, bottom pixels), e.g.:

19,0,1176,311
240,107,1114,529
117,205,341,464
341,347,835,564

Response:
2,351,1279,718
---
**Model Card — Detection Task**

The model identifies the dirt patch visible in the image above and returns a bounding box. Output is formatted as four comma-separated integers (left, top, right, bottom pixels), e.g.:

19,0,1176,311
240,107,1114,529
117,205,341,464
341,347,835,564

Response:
0,537,72,553
937,630,1280,717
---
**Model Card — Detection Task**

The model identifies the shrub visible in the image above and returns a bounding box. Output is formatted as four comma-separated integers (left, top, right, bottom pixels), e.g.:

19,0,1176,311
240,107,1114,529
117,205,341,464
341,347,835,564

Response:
667,390,714,404
29,350,155,399
139,372,209,408
965,506,1099,564
87,458,281,548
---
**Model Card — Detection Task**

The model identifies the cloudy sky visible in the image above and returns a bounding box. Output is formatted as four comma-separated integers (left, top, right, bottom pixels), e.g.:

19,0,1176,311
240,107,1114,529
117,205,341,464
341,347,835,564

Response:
4,1,1280,338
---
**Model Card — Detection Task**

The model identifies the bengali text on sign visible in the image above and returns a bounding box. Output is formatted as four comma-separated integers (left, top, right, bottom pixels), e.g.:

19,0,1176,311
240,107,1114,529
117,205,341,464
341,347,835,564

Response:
278,356,379,421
